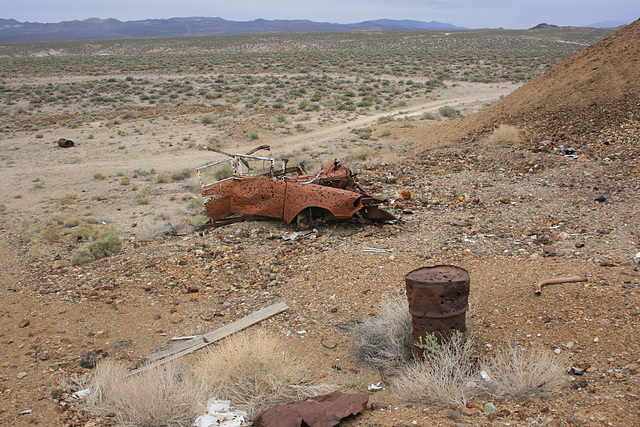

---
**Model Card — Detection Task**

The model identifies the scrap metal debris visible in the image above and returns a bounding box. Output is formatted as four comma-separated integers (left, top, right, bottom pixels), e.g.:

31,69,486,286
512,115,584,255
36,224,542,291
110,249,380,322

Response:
534,275,588,295
282,229,318,241
197,146,396,227
57,138,74,148
253,390,369,427
362,247,394,253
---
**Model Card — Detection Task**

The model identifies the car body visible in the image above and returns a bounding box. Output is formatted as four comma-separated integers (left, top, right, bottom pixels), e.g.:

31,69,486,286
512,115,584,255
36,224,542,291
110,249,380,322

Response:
197,147,395,226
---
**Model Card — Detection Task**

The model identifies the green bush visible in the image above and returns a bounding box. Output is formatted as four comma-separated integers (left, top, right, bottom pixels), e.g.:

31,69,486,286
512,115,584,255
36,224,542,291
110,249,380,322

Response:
71,229,122,265
136,194,149,205
438,106,460,118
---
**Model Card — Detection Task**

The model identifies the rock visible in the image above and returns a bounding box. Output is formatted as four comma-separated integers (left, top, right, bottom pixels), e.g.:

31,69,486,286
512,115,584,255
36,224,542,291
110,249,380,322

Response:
484,402,498,414
18,319,30,328
599,258,619,267
80,351,102,369
369,402,390,411
94,330,108,339
16,372,27,379
575,241,585,248
186,285,200,293
400,189,411,200
557,232,570,242
171,313,184,323
625,363,639,374
459,406,479,416
570,379,588,389
51,388,64,399
496,409,511,418
576,362,591,370
446,410,462,420
568,367,586,376
466,401,483,411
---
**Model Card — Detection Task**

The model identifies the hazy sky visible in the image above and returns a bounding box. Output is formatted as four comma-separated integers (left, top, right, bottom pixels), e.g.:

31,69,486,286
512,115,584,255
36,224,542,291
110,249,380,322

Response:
4,0,639,29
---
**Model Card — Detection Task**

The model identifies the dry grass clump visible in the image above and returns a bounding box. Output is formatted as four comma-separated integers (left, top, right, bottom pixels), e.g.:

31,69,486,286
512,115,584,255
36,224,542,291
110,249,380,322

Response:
391,338,566,408
345,147,375,163
85,360,203,426
480,343,567,400
196,329,332,417
484,124,522,147
392,334,479,407
352,295,413,370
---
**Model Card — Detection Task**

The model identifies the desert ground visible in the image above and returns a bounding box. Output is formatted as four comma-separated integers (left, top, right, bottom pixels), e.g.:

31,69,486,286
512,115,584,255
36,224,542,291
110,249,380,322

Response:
1,26,639,426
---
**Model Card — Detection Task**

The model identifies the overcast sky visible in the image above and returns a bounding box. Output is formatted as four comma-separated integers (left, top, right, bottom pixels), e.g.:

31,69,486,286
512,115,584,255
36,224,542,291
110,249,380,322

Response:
4,0,639,29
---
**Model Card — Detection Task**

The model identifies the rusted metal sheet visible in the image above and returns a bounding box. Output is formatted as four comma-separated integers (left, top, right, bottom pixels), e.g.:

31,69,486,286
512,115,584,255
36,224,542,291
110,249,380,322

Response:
405,265,470,359
253,390,369,427
198,147,395,226
58,138,74,148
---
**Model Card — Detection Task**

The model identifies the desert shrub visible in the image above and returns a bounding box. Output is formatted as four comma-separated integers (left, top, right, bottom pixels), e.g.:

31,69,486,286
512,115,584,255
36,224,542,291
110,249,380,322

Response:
352,295,413,370
191,214,209,228
120,177,130,185
196,329,332,417
439,105,460,118
58,193,78,206
345,147,375,163
479,344,566,399
85,360,202,426
351,127,373,140
419,112,438,120
93,173,106,180
0,204,6,215
392,333,479,407
136,194,149,205
484,124,522,147
187,196,203,210
87,229,122,259
171,168,194,181
249,132,259,140
70,226,97,240
71,229,122,265
200,113,216,125
213,163,233,181
156,170,172,184
41,225,59,243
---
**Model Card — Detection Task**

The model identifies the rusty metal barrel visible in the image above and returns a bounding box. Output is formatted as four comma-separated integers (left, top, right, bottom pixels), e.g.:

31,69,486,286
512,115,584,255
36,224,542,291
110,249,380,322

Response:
58,138,74,148
405,265,470,359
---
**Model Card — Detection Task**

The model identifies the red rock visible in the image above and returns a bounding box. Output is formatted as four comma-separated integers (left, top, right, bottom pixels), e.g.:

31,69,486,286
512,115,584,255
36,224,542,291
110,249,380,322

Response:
466,401,483,411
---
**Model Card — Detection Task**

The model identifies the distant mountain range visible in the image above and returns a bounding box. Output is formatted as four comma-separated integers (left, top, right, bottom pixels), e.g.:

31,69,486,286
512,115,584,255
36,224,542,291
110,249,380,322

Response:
0,17,628,44
0,17,468,43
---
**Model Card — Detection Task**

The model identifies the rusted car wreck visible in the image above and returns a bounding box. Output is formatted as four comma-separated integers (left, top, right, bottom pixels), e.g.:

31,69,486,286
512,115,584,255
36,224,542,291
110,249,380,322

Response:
197,145,395,227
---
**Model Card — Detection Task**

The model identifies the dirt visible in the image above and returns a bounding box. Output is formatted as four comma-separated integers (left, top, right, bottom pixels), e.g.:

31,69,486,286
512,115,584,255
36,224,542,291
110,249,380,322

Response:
1,21,640,427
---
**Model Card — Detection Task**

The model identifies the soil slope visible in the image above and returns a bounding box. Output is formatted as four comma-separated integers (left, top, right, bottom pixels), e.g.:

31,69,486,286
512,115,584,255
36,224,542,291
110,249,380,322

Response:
410,18,640,153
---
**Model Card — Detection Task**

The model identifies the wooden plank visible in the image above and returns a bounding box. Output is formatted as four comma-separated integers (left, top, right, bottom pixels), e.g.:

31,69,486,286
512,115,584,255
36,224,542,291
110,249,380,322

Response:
126,301,288,376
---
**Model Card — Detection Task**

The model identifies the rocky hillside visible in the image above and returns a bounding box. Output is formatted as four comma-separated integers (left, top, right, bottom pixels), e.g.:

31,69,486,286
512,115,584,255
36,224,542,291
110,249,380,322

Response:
412,18,640,157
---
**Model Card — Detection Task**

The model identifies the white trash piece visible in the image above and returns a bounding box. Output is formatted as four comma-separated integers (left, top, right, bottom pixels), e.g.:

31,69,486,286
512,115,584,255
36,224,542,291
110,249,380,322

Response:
634,252,640,264
193,399,248,427
367,382,384,391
